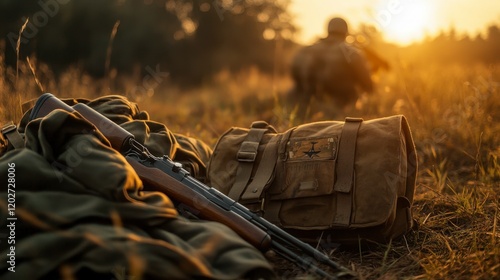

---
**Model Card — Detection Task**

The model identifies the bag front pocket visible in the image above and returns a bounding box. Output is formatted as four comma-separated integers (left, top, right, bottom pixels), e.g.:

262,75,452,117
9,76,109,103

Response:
265,136,338,229
271,160,336,200
270,136,338,198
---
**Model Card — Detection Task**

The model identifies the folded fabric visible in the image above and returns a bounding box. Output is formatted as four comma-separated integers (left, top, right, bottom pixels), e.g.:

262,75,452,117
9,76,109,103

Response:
0,109,274,279
19,94,213,181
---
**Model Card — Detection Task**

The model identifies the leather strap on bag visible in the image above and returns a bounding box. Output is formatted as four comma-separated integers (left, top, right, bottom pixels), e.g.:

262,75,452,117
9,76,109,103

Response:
228,121,274,201
1,122,24,149
240,135,280,202
332,117,363,227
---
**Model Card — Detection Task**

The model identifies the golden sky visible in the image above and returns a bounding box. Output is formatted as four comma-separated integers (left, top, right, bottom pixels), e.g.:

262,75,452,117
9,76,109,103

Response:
289,0,500,45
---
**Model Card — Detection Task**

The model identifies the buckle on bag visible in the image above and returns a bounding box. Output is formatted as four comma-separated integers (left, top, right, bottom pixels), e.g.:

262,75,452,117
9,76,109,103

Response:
1,122,24,149
237,141,259,162
1,122,17,135
237,151,257,162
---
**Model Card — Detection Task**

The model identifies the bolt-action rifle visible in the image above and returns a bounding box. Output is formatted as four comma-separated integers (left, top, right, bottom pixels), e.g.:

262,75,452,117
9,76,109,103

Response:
29,93,355,279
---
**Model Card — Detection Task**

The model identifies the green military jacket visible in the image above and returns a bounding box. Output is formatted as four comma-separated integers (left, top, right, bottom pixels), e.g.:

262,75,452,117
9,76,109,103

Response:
0,95,274,279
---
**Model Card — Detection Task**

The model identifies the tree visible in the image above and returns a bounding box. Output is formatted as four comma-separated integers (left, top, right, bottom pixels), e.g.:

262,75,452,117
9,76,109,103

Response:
0,0,297,85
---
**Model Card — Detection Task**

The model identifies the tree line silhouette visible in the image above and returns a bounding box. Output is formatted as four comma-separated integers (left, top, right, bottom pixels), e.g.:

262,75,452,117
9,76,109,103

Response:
0,0,295,86
399,25,500,65
0,0,499,87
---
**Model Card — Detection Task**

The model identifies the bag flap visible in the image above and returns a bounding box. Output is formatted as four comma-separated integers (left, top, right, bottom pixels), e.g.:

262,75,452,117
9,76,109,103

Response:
350,115,415,227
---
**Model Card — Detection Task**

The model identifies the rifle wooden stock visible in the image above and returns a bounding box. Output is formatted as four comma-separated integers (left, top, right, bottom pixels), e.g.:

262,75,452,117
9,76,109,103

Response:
30,94,134,151
127,158,272,251
72,103,134,151
29,93,76,119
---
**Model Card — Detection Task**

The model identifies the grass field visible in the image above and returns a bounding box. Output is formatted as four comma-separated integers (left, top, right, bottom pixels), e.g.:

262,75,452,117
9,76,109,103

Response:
1,57,499,279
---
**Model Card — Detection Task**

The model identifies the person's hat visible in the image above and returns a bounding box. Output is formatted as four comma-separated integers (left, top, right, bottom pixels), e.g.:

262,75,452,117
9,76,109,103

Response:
327,17,348,36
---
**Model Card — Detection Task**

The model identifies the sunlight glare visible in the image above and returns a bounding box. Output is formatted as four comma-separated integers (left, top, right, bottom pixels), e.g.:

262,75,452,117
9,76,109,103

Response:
376,0,436,45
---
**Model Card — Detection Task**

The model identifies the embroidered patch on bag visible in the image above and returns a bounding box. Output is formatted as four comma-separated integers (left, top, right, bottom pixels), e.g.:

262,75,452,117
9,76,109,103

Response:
287,137,338,160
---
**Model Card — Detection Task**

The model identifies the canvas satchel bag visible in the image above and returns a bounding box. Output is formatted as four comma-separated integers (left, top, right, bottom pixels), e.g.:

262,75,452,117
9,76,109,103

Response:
207,115,417,244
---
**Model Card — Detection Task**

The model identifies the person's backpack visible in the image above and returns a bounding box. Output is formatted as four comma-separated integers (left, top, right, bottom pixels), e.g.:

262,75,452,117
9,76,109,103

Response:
207,115,418,244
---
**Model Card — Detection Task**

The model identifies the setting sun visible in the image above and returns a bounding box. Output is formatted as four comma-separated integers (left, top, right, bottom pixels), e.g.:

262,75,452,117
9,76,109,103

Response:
289,0,500,46
375,0,437,45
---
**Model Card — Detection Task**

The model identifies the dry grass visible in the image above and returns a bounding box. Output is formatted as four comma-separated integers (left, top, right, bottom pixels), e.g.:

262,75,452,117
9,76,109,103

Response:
1,55,499,279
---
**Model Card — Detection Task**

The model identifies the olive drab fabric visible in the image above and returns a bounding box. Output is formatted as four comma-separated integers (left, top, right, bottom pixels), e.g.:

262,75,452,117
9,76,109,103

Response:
18,95,212,181
0,97,275,279
207,115,417,244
